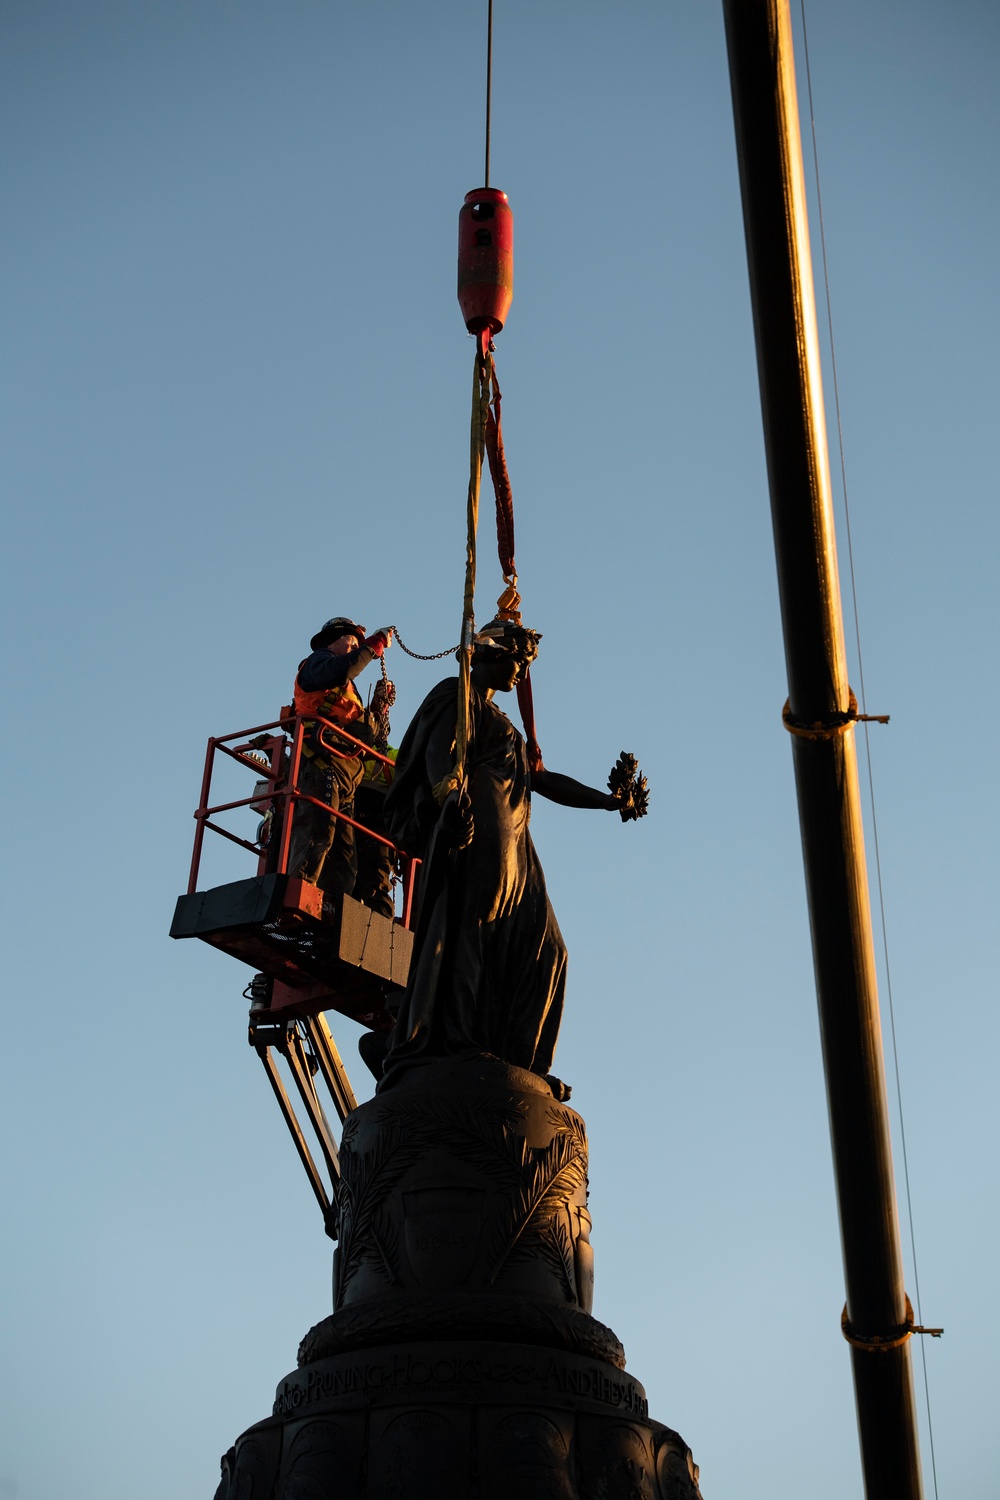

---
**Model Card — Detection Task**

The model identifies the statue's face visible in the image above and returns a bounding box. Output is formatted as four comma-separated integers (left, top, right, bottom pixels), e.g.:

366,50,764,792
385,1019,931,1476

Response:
475,651,523,693
495,655,523,692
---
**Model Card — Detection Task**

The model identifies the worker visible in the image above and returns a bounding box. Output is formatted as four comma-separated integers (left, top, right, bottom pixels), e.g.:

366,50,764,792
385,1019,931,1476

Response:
353,676,399,918
287,616,392,896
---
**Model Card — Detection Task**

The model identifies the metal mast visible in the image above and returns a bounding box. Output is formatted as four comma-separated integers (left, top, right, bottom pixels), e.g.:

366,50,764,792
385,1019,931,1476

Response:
721,1,923,1494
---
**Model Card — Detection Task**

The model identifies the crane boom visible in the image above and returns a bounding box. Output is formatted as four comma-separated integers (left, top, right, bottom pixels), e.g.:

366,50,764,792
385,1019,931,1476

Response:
722,2,924,1493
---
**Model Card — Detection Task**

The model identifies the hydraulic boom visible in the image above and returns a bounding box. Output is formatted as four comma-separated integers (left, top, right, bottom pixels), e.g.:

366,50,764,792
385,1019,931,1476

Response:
722,1,926,1494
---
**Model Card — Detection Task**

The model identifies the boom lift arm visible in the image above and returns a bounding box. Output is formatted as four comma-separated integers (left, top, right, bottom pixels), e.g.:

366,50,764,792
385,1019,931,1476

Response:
172,710,418,1235
250,1012,358,1239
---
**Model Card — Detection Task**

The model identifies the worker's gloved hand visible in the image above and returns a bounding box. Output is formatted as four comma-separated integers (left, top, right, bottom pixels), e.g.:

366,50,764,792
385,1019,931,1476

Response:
365,627,393,657
371,677,396,712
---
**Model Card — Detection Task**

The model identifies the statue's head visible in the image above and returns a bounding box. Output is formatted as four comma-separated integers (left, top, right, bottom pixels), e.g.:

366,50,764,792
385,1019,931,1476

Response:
471,616,542,667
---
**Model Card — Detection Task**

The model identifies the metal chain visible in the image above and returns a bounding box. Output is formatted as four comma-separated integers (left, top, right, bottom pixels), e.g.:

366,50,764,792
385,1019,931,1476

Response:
389,626,459,661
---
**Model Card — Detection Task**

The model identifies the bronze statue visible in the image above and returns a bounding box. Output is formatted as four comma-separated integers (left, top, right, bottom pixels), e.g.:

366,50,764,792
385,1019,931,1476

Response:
380,620,647,1088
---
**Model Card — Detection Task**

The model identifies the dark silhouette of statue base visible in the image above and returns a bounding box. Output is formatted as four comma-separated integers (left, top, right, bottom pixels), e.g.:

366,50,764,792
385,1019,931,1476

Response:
213,1057,702,1499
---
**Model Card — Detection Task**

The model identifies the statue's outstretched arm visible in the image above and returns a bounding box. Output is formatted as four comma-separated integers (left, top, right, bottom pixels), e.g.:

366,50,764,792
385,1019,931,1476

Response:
530,769,618,812
533,754,650,822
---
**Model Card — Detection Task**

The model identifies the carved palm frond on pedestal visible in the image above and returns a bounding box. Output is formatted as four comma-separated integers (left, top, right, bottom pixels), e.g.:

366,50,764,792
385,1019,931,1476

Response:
486,1113,588,1287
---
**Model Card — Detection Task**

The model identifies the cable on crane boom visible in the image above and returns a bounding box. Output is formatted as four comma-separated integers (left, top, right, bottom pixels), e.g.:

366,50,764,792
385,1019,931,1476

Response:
484,0,493,188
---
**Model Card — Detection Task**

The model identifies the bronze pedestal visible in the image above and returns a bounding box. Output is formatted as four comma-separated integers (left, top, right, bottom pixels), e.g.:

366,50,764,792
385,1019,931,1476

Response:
214,1058,702,1499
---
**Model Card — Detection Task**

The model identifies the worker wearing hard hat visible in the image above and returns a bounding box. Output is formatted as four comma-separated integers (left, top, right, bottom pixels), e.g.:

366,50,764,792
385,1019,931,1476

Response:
352,671,399,919
287,616,393,896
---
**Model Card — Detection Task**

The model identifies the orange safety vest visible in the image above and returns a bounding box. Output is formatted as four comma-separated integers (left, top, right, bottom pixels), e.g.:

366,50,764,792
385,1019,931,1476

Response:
293,668,366,761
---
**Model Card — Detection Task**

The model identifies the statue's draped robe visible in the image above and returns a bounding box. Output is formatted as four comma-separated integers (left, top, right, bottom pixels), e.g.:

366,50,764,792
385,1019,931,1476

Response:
383,678,566,1078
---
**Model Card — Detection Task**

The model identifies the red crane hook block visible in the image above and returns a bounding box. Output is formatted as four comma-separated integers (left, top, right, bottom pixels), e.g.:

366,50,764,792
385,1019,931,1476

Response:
457,186,513,342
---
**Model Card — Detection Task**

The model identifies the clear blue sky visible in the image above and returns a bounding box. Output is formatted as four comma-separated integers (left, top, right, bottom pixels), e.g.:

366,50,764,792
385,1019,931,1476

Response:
2,2,996,1496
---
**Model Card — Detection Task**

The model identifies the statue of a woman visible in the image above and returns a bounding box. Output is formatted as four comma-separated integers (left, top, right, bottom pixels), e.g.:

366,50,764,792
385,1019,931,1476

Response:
380,620,635,1088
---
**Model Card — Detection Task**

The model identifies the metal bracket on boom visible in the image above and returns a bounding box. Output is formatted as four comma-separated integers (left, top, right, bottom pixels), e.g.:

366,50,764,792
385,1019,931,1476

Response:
841,1298,944,1353
248,1009,359,1241
783,690,890,741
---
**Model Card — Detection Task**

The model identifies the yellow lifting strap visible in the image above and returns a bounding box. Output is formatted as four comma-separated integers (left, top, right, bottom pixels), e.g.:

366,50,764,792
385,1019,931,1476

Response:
432,346,492,805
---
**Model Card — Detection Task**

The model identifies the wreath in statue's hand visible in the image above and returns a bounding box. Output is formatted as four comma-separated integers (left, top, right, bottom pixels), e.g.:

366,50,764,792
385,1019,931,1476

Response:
608,751,649,822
